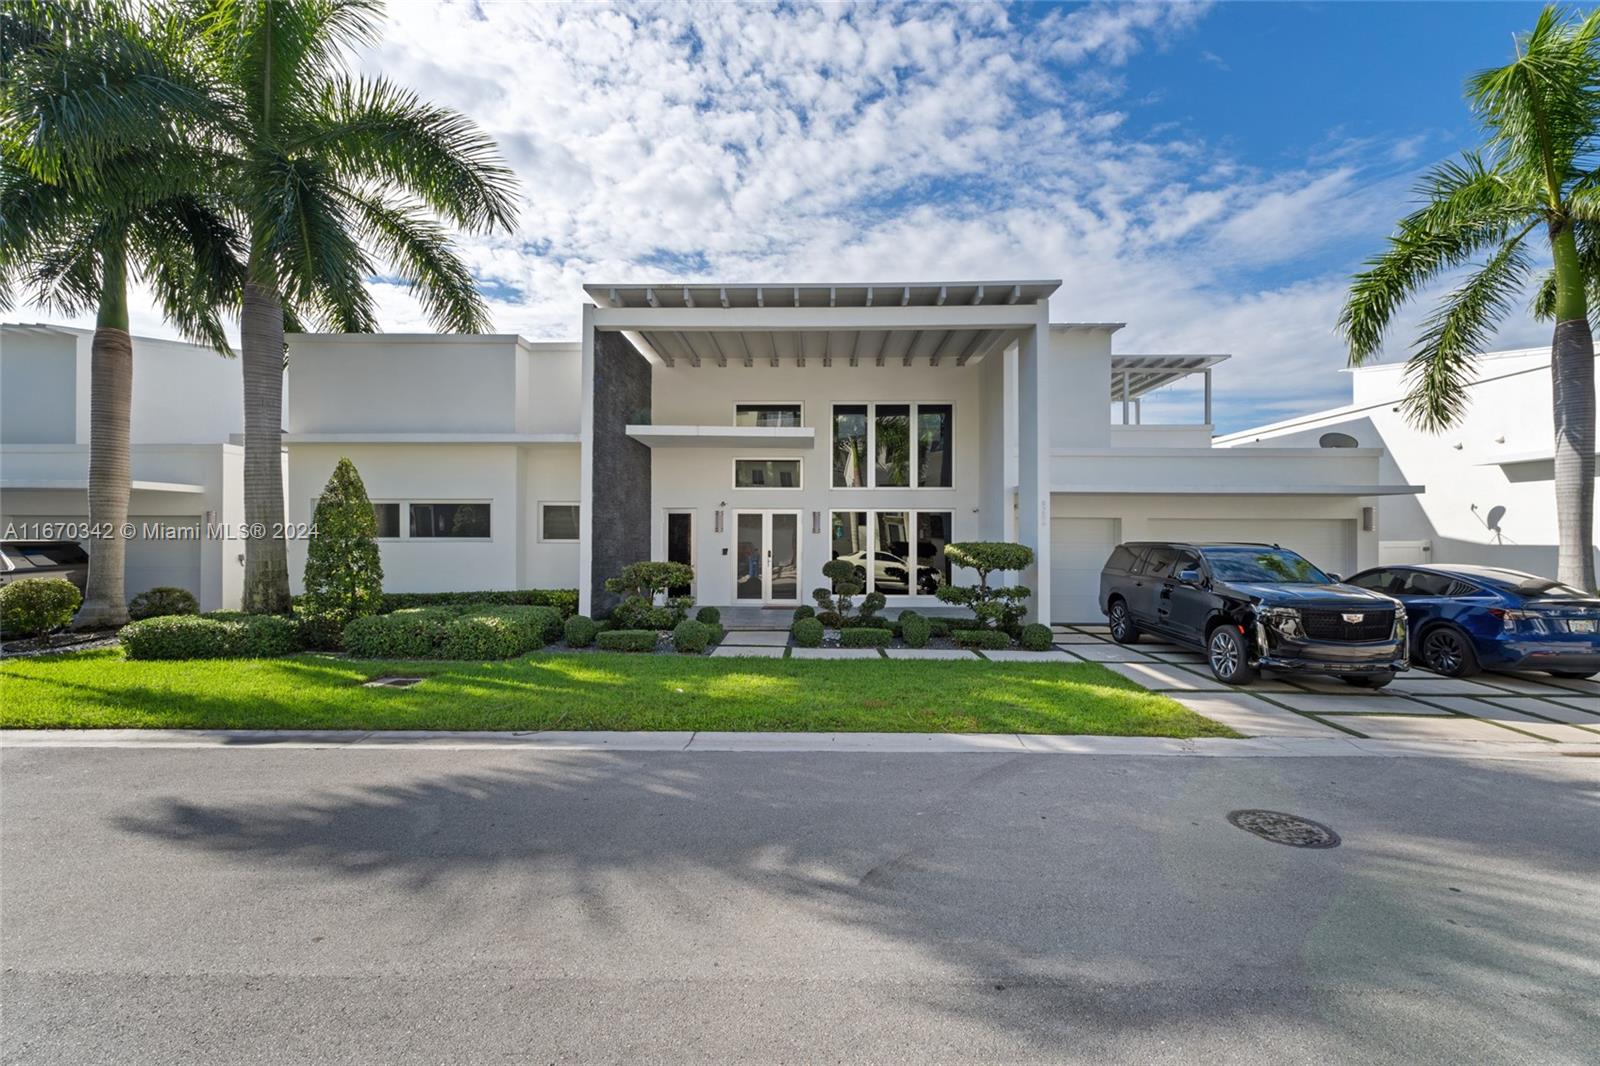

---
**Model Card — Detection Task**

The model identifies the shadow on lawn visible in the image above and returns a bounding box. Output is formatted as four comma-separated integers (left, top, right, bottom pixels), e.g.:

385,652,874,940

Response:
110,750,1600,1056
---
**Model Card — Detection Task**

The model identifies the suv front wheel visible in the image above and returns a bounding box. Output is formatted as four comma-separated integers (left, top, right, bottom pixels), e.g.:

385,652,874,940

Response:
1207,625,1258,685
1108,599,1140,644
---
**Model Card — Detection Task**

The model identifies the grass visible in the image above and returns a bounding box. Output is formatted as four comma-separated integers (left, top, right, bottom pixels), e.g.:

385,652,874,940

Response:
0,649,1238,738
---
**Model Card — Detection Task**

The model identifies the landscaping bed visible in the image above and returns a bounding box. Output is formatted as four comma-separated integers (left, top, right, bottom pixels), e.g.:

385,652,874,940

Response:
0,649,1235,737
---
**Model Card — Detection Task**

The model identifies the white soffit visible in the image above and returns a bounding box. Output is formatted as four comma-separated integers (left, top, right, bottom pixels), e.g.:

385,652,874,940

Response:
624,425,817,449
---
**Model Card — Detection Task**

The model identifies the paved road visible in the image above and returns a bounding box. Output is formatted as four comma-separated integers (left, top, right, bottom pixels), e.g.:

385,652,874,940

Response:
3,746,1597,1064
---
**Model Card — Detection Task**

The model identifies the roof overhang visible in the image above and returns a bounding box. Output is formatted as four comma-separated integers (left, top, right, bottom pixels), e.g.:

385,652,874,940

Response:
583,280,1059,369
1112,354,1230,400
1049,484,1424,497
0,478,205,494
625,425,816,449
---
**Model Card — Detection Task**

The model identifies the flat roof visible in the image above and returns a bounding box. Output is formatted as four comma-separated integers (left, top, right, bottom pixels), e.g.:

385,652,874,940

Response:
584,280,1060,310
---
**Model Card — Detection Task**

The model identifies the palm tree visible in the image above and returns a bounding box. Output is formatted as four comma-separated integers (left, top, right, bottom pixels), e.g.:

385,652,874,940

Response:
194,0,519,613
1,1,244,627
1340,5,1599,590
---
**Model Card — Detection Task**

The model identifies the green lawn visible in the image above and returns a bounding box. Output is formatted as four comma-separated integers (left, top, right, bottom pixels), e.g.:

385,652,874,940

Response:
0,650,1237,737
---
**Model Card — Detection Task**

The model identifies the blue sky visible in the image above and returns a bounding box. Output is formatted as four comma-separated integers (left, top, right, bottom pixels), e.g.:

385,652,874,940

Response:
37,1,1558,432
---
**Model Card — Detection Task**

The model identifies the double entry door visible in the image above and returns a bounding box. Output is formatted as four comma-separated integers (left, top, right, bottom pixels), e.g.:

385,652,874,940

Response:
734,510,801,605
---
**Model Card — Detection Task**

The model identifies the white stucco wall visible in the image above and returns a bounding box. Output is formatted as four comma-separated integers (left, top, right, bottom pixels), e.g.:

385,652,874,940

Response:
0,328,78,444
1046,327,1115,449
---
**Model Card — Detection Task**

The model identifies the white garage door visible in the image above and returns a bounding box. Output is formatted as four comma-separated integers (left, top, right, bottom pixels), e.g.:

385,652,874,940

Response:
1050,517,1119,623
1144,518,1356,578
125,516,203,600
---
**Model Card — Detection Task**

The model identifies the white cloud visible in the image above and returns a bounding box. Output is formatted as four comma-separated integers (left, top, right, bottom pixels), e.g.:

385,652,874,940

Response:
7,0,1542,428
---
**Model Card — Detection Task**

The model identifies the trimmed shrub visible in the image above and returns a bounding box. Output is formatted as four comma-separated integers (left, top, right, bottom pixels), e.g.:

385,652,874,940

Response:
695,605,721,626
672,619,712,654
840,627,891,649
294,608,345,651
952,628,1011,650
605,561,695,602
936,541,1035,633
119,613,300,660
900,612,931,648
343,610,448,659
610,595,686,631
706,622,724,645
301,458,383,625
440,615,525,660
792,604,815,622
597,629,659,653
128,586,199,621
790,616,824,647
1019,623,1053,651
564,614,598,648
376,589,578,617
815,610,842,628
0,577,82,639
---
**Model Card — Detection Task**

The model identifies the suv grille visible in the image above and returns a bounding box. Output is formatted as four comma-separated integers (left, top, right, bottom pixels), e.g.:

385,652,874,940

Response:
1300,608,1394,643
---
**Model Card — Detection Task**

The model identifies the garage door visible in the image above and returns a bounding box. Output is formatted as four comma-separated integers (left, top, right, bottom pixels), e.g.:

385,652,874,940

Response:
1144,518,1356,578
1050,517,1119,623
125,516,203,600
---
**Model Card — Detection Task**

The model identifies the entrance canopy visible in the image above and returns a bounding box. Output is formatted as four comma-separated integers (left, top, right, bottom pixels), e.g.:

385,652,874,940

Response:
582,280,1060,369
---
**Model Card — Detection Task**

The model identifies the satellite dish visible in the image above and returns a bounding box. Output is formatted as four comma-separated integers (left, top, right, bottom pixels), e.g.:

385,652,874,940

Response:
1318,431,1359,449
1486,505,1506,532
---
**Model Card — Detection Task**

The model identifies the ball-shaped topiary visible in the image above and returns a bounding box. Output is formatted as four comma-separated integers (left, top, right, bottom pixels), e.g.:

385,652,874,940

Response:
672,618,712,654
695,605,721,626
791,616,824,647
1019,623,1053,651
900,612,931,648
792,604,815,622
128,586,200,621
0,578,82,639
564,614,598,648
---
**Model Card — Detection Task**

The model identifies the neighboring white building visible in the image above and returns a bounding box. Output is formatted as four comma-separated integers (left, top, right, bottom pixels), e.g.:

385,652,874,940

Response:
3,281,1422,621
0,324,252,611
1216,346,1600,580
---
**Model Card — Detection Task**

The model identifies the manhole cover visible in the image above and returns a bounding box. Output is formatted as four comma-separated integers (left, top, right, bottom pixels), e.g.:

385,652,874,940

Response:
362,676,423,689
1226,809,1340,849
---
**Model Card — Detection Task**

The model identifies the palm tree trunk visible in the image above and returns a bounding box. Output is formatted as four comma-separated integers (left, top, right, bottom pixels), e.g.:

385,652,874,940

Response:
240,275,291,613
75,239,133,628
1551,317,1597,589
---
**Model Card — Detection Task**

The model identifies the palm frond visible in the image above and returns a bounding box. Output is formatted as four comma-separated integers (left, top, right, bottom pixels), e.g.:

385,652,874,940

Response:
129,195,247,353
340,188,493,333
253,155,376,331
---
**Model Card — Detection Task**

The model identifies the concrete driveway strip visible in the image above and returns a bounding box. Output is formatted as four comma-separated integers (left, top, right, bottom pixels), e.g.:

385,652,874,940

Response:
3,745,1597,1064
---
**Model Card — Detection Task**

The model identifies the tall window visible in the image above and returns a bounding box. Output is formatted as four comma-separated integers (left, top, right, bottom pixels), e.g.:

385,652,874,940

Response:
833,405,868,487
914,511,952,593
832,402,953,488
830,511,868,593
830,509,952,596
736,403,802,427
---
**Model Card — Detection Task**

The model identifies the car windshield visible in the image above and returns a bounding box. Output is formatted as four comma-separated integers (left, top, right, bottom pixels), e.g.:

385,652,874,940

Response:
1201,547,1332,584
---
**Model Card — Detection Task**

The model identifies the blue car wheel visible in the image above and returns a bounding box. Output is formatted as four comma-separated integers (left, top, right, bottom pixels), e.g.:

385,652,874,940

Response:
1420,626,1478,678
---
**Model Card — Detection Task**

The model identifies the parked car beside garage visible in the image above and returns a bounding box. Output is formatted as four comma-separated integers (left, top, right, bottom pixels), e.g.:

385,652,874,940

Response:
1099,541,1409,687
1344,564,1600,680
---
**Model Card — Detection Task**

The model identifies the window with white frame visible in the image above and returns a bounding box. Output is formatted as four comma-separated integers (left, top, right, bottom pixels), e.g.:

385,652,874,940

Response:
832,402,952,488
733,458,802,489
540,503,580,541
735,403,802,427
829,509,953,595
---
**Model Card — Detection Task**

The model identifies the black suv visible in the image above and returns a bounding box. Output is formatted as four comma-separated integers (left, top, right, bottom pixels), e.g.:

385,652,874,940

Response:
1098,542,1409,687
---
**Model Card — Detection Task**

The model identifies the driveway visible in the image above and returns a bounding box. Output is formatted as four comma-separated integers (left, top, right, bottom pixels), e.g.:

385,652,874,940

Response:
2,744,1596,1064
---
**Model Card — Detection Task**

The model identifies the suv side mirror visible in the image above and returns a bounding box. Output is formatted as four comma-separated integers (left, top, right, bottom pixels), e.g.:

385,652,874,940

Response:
1327,573,1342,584
1177,567,1201,585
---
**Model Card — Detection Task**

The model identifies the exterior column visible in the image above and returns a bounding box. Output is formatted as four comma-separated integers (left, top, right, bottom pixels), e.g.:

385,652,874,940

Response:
1016,303,1052,624
1203,368,1213,426
578,304,595,616
1120,372,1130,425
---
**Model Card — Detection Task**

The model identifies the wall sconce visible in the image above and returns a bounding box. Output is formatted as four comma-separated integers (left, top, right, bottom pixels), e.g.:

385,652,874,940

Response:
1361,506,1374,532
714,509,724,534
812,511,821,534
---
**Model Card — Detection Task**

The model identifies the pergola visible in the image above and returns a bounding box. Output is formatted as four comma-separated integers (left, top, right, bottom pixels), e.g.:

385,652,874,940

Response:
1111,353,1230,425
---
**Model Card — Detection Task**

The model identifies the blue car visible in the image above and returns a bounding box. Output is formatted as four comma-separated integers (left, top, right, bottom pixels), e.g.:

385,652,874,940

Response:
1344,564,1600,679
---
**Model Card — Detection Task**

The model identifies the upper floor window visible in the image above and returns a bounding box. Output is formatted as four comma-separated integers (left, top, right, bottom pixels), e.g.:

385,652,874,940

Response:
734,458,802,489
833,402,953,488
736,403,802,427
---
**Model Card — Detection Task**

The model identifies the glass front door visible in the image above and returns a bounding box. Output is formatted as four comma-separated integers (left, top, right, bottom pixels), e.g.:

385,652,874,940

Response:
733,511,802,604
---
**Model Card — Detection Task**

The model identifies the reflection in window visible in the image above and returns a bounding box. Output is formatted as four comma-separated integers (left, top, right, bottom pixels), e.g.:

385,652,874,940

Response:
373,503,400,539
830,511,868,592
409,502,491,538
874,404,910,486
833,405,867,487
914,512,953,593
917,404,952,488
734,459,801,488
541,504,579,541
735,404,802,427
874,511,911,593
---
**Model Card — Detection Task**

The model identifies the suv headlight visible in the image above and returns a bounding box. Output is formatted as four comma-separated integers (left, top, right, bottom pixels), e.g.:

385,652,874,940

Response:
1261,606,1303,638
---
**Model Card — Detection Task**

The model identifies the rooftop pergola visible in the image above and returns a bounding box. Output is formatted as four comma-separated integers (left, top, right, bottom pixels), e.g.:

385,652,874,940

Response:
582,281,1060,369
1111,353,1230,425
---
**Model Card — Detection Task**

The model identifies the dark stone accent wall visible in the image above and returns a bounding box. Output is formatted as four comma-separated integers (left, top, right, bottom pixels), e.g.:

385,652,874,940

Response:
589,330,652,616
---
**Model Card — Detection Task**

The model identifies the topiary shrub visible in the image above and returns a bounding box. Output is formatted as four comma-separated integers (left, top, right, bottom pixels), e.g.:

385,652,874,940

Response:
301,458,383,627
952,628,1011,650
119,613,300,660
790,616,824,647
936,542,1035,632
1019,623,1053,651
840,627,891,648
706,622,724,645
564,614,598,648
900,612,931,648
859,590,887,625
604,561,695,618
0,577,82,640
695,605,721,626
815,610,842,628
672,619,712,654
440,615,525,660
128,586,199,621
792,604,815,622
813,559,864,624
343,610,449,659
597,629,659,652
610,595,687,631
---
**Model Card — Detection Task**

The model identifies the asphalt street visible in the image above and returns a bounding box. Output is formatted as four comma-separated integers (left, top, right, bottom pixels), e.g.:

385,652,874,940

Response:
2,746,1597,1064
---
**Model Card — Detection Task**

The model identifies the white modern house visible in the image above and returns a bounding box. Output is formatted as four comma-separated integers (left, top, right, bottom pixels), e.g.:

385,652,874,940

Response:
3,280,1422,621
1218,345,1600,580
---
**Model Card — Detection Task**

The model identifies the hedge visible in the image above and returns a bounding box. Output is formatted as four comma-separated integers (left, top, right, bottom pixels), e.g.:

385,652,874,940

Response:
0,577,81,639
563,614,598,647
790,617,824,647
672,619,712,654
119,613,300,660
596,629,659,652
128,586,199,621
1019,623,1053,651
375,589,578,618
294,608,346,651
840,627,892,649
439,615,529,660
342,605,553,660
952,628,1011,650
